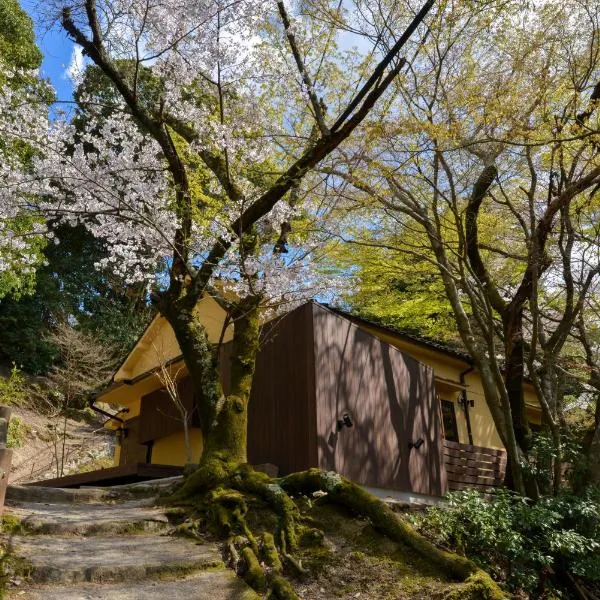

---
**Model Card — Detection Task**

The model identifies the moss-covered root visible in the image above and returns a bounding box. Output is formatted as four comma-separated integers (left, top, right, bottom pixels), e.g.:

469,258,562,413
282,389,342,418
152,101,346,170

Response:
161,457,238,505
230,465,302,552
241,546,267,591
262,532,283,572
268,574,300,600
446,572,508,600
280,469,509,600
240,536,299,599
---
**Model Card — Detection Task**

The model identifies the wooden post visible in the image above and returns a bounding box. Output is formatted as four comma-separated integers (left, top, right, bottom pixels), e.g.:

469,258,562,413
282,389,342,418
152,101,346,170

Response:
0,405,13,513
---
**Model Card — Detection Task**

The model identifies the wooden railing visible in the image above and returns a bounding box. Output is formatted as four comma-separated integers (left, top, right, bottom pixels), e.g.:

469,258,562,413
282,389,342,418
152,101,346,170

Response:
443,440,506,492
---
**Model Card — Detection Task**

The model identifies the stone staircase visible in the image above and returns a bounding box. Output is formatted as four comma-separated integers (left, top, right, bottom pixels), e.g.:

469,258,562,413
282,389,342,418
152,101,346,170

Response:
2,482,258,599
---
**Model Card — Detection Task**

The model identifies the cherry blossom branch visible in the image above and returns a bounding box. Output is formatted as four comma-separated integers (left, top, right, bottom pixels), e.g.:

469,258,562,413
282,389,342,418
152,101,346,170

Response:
277,0,329,136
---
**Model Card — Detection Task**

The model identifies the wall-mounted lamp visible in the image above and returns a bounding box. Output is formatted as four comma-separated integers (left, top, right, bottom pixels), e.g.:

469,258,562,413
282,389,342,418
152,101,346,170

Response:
337,413,354,430
458,394,474,408
408,438,424,450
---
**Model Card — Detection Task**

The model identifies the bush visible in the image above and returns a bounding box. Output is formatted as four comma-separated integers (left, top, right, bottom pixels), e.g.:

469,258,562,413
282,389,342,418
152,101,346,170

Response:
412,488,600,596
0,364,26,406
7,416,29,448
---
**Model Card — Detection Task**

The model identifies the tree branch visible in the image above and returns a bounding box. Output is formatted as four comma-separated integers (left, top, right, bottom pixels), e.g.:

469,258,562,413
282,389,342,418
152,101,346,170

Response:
464,164,507,313
277,0,329,136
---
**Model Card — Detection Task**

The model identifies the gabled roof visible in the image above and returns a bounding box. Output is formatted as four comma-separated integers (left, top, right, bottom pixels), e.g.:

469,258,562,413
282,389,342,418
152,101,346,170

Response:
322,304,473,364
99,299,475,401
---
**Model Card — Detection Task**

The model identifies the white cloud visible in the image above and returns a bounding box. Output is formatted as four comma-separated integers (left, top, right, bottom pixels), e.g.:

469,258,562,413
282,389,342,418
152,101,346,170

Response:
65,45,85,83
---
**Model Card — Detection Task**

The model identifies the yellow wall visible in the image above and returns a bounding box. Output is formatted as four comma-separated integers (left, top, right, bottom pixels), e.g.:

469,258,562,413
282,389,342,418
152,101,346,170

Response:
114,294,232,383
150,428,203,466
113,442,121,465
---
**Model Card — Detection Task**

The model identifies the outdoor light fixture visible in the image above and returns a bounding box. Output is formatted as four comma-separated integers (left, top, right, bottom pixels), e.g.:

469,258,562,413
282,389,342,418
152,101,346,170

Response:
337,413,354,430
408,438,424,450
458,393,474,408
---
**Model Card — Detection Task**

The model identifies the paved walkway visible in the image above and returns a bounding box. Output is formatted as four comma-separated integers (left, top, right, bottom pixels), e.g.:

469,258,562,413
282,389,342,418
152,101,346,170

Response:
2,483,258,599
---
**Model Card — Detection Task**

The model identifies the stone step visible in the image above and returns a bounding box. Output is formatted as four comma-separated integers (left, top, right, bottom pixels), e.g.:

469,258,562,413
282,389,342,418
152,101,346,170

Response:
6,485,117,505
4,500,170,535
7,571,260,599
8,534,223,584
6,476,182,507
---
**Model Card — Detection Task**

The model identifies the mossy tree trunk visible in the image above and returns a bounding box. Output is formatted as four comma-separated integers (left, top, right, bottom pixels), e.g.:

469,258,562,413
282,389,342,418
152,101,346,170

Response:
161,292,261,476
199,295,261,467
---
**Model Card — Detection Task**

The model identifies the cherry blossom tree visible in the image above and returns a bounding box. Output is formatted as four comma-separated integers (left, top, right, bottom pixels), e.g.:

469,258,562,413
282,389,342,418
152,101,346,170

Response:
5,0,434,477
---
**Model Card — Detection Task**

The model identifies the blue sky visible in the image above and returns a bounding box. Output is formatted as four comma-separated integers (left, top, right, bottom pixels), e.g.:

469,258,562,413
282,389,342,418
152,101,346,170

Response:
22,1,75,102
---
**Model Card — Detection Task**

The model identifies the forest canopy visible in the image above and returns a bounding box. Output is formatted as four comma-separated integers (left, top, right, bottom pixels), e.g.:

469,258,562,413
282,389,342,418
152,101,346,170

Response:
1,0,600,596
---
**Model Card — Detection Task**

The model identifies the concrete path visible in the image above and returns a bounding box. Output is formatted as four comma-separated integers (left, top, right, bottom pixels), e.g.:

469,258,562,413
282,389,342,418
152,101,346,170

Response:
2,482,259,599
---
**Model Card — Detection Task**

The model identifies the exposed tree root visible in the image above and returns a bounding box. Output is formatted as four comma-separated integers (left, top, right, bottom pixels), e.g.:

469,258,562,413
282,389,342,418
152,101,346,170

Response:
164,464,508,600
280,469,508,599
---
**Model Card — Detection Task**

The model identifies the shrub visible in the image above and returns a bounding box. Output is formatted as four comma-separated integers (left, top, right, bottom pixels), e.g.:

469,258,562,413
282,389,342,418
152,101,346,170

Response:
412,488,600,595
0,364,26,406
7,416,29,448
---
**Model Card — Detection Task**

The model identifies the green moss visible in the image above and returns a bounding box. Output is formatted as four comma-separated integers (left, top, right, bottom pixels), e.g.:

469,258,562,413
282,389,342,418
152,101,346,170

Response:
262,532,283,572
148,563,208,580
1,515,23,535
0,514,41,536
241,546,266,591
0,543,34,599
280,470,508,599
269,574,300,600
444,572,508,600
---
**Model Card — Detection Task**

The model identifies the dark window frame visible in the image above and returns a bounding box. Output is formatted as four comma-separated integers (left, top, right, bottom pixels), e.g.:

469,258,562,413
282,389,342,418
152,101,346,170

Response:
440,399,459,443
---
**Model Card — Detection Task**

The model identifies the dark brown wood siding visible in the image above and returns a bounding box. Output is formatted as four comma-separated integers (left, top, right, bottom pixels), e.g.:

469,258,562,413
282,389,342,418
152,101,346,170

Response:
246,302,316,474
312,303,446,496
138,378,196,444
119,417,149,465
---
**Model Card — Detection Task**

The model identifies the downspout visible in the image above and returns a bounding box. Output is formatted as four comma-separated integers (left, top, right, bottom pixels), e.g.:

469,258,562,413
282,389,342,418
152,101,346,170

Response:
459,366,475,446
89,396,127,425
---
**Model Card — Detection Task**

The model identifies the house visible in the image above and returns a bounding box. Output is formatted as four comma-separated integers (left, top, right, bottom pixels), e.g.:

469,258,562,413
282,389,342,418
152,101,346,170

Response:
32,299,541,498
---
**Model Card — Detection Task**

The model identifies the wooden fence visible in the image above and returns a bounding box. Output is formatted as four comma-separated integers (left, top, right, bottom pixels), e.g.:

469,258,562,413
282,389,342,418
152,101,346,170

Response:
443,440,507,492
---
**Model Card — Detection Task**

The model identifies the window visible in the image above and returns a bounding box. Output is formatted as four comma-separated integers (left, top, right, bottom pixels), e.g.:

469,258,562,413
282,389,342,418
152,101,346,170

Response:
441,399,459,442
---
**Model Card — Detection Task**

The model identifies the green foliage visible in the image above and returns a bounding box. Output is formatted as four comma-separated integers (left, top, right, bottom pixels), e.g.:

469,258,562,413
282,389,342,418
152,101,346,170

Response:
0,0,51,300
346,254,459,342
0,0,41,70
0,215,48,300
7,415,29,449
0,364,25,406
413,489,600,595
523,429,588,494
334,226,461,344
0,225,153,374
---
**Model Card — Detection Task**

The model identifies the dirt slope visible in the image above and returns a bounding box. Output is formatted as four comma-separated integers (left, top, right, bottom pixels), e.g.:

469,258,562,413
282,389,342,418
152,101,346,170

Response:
8,405,115,485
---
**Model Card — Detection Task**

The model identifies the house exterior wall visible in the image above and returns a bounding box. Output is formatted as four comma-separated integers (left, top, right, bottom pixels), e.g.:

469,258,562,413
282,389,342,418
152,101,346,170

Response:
114,295,233,382
151,429,203,465
355,324,541,449
312,304,446,497
246,303,317,474
101,300,541,477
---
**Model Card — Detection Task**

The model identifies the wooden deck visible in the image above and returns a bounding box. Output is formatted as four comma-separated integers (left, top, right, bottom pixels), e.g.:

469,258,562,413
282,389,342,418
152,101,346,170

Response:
26,463,183,489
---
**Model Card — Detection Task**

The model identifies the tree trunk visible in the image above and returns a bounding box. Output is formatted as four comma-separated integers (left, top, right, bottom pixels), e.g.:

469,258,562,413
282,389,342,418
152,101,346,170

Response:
200,297,261,467
183,415,193,465
426,228,530,495
163,305,223,434
162,295,261,469
584,374,600,487
502,307,531,453
587,422,600,486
